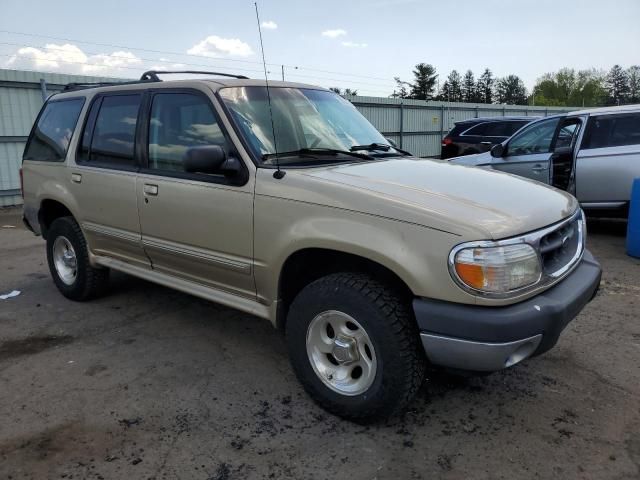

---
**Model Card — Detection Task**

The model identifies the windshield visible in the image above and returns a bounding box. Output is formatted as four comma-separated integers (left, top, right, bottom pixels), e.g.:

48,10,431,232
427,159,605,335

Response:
219,86,399,164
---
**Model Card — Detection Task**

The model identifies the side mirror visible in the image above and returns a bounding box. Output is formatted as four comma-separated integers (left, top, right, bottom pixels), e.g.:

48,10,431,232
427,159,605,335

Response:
184,145,226,174
385,137,397,148
490,143,505,158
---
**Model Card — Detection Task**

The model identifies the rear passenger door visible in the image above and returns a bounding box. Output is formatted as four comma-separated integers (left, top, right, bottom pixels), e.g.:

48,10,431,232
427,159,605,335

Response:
136,89,255,298
71,92,149,268
576,112,640,204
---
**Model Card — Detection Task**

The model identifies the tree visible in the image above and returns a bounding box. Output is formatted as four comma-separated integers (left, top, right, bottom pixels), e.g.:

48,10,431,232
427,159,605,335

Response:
390,76,411,98
462,70,478,103
606,65,630,105
443,70,463,102
329,87,358,96
628,65,640,103
495,75,528,105
476,68,495,104
532,68,606,107
409,63,438,100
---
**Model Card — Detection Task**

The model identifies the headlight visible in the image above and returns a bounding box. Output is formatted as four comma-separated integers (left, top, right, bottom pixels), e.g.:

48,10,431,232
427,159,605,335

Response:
452,243,541,294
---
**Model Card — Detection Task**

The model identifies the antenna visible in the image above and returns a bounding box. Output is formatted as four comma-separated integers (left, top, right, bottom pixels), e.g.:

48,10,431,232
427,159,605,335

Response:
254,2,284,179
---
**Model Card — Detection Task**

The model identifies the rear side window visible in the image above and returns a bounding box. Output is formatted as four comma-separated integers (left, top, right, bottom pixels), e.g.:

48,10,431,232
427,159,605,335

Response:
447,122,476,137
582,113,640,149
78,94,141,168
23,98,84,162
461,122,488,136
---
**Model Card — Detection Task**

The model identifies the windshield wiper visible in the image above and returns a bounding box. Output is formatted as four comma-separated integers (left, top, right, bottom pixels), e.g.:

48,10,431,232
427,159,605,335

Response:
262,148,373,161
350,142,392,152
349,143,412,156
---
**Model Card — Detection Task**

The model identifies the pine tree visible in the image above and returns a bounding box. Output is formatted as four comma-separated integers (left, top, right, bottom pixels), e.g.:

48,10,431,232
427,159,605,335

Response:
445,70,463,102
606,65,630,105
476,68,495,104
627,65,640,103
495,75,528,105
391,77,411,98
409,63,438,100
462,70,477,103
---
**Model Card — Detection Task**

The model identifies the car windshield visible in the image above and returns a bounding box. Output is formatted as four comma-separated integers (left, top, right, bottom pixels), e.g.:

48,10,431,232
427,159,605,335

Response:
219,86,402,165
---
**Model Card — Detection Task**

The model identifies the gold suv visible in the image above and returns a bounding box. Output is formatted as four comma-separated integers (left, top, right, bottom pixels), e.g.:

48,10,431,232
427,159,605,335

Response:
21,71,601,421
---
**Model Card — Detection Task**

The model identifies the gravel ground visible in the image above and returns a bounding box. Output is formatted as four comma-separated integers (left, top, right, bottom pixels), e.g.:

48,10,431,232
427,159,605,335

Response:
1,207,639,480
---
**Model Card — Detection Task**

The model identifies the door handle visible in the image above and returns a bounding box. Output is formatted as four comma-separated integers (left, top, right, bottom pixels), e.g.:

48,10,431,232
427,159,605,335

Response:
532,164,547,173
143,184,158,196
480,141,492,146
71,173,82,184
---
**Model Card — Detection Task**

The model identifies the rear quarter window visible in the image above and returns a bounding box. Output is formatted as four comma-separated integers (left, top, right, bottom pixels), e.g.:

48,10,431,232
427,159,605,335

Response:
23,98,85,162
582,113,640,149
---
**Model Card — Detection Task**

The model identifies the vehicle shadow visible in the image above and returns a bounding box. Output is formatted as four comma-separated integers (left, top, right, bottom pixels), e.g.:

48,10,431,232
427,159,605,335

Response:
586,217,627,237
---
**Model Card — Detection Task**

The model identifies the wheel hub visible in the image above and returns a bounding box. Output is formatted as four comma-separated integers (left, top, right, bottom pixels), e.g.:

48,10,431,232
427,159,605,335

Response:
332,336,359,364
52,236,77,286
306,310,377,396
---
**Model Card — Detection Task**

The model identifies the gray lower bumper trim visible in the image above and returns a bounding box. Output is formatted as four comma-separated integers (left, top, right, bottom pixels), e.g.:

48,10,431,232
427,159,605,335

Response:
420,333,543,372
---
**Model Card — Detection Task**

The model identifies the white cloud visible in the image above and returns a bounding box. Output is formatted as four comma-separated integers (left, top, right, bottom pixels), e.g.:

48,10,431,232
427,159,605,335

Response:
321,29,347,38
261,20,278,30
187,35,254,57
5,43,141,76
341,41,368,48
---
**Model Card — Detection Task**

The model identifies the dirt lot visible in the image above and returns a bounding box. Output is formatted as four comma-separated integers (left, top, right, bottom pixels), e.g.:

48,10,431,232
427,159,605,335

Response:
0,207,639,480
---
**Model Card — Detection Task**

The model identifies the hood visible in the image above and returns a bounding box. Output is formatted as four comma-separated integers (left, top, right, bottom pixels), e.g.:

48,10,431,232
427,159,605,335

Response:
281,158,578,240
448,150,493,166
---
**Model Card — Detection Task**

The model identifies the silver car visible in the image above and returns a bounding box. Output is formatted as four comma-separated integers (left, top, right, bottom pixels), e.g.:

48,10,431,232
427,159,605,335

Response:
450,105,640,217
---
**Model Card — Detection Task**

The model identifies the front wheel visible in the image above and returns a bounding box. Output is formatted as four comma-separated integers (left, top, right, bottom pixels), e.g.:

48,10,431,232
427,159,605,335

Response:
286,273,426,422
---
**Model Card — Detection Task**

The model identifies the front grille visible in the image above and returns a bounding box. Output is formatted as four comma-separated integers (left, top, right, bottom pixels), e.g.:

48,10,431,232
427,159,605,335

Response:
538,215,582,277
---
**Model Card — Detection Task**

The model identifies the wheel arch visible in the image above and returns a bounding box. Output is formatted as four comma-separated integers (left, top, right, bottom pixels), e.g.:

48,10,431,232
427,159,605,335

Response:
39,198,76,239
275,247,415,330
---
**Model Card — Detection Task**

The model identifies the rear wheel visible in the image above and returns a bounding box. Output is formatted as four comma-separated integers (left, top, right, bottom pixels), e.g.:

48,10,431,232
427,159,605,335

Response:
46,217,109,301
286,272,425,421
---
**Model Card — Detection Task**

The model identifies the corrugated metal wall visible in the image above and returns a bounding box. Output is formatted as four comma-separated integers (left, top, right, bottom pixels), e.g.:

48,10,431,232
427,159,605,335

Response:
0,68,577,207
0,69,120,207
346,95,575,158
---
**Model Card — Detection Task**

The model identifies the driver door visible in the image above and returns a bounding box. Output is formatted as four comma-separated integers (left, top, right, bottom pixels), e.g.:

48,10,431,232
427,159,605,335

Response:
491,117,561,183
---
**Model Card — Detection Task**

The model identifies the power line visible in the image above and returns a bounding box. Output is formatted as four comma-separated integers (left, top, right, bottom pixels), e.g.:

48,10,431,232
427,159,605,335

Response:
0,29,397,85
0,42,396,92
0,53,394,96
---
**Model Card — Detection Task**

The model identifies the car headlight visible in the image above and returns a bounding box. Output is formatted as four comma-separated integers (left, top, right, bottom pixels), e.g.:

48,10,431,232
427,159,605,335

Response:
451,243,541,294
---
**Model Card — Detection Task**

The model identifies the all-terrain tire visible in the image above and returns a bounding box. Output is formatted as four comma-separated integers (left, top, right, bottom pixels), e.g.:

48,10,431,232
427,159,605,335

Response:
286,272,426,422
46,216,109,301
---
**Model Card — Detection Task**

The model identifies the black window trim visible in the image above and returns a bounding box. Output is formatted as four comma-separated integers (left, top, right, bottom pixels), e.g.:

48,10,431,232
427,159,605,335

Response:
75,90,144,173
139,87,249,186
23,95,86,164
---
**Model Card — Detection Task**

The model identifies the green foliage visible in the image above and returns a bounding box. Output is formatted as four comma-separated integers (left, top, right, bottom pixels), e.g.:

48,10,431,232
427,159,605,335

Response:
532,66,639,107
409,63,438,100
462,70,479,103
495,75,528,105
329,87,358,96
476,68,494,104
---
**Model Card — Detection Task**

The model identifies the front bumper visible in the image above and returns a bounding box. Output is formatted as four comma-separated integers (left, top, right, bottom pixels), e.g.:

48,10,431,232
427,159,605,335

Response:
413,250,601,372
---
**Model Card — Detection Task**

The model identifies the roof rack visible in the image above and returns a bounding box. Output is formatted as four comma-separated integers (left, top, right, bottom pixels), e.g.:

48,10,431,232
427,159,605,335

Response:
62,79,154,92
139,70,249,81
62,70,250,92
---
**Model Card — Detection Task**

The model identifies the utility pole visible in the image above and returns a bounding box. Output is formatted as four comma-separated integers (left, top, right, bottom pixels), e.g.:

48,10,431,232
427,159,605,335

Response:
280,64,298,81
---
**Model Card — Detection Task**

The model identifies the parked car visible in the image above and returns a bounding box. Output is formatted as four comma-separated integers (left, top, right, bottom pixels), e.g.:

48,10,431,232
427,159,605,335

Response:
21,71,601,421
449,105,640,217
440,116,538,159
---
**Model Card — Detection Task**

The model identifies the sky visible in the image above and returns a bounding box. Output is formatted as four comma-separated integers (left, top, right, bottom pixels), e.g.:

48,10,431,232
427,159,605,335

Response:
1,0,639,97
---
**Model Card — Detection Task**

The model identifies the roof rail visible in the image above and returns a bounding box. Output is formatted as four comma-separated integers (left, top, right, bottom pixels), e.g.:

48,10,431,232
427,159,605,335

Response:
62,79,155,92
140,70,250,81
